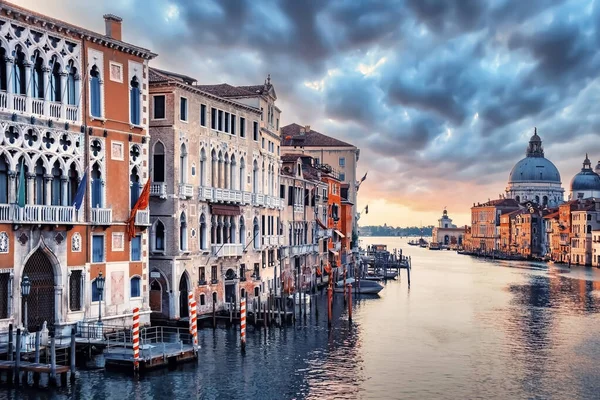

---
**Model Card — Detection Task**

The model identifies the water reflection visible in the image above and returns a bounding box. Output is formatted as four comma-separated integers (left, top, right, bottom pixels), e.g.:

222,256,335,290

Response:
6,238,600,399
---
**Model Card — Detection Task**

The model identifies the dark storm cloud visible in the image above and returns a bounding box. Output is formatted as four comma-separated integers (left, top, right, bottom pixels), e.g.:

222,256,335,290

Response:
19,0,600,211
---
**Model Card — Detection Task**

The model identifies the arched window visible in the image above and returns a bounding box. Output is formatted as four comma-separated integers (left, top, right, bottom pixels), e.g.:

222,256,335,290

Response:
16,158,28,204
515,195,520,203
130,166,141,209
199,214,207,250
32,51,44,99
239,157,245,191
34,159,46,205
67,163,78,206
253,217,260,250
12,45,26,95
230,217,236,244
200,294,206,306
0,155,8,204
587,225,592,234
90,65,101,117
535,195,540,204
224,153,230,189
217,151,223,188
211,149,217,187
199,148,206,186
261,161,265,194
180,144,187,184
239,216,246,246
50,55,61,102
153,142,165,182
66,60,78,106
91,162,102,208
130,277,141,298
211,216,217,245
130,76,140,125
51,161,62,205
230,154,236,190
253,160,258,193
180,212,188,251
543,196,548,206
254,287,259,297
154,220,165,251
0,47,7,91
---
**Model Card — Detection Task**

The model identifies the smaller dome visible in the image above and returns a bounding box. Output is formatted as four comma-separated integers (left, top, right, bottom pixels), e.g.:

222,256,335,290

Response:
529,127,541,143
571,154,600,191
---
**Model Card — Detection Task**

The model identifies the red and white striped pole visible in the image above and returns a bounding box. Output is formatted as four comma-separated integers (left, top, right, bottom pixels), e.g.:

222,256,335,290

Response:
132,307,140,372
188,292,198,347
240,297,246,351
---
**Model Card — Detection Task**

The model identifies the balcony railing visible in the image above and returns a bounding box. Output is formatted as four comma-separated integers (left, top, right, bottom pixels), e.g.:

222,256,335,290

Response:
252,193,265,207
290,244,318,256
0,204,78,224
179,183,194,199
318,229,333,238
135,209,150,225
150,183,167,198
211,243,243,257
293,204,304,213
91,208,112,225
0,90,80,122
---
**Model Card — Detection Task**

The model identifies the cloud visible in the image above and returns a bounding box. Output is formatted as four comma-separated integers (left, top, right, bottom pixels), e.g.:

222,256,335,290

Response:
14,0,600,226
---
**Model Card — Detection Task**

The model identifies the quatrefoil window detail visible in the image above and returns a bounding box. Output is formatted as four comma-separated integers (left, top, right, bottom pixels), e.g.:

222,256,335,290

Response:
5,127,18,144
24,129,38,146
43,132,55,149
60,134,72,151
91,140,102,157
130,145,140,162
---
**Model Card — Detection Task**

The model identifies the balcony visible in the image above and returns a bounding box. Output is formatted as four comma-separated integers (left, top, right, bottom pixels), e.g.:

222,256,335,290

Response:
290,244,318,256
198,186,214,201
0,204,78,224
318,229,333,238
135,209,150,225
91,208,112,225
178,184,194,199
211,243,243,257
150,183,167,199
262,235,284,247
214,188,243,203
0,90,80,122
252,193,265,207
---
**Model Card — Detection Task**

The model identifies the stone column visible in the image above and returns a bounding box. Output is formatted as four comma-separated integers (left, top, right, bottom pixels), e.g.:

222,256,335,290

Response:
24,62,32,112
59,72,67,120
7,171,16,204
44,174,52,205
26,173,35,205
5,57,13,108
61,176,68,206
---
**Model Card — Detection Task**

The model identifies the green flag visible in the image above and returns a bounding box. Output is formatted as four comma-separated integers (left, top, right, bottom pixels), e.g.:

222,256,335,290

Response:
17,159,25,207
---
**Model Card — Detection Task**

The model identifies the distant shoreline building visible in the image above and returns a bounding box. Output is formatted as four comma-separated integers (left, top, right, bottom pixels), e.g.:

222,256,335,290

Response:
431,209,465,246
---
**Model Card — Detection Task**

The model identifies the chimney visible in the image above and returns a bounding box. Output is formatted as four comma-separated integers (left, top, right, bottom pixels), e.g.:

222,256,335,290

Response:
305,125,311,133
103,14,123,41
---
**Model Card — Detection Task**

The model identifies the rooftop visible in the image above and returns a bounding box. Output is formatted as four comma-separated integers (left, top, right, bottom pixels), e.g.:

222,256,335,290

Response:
281,123,356,148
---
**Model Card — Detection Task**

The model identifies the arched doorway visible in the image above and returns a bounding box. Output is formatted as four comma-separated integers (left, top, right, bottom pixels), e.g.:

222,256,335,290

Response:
179,272,189,319
444,235,449,245
22,249,56,332
149,269,170,319
224,268,236,304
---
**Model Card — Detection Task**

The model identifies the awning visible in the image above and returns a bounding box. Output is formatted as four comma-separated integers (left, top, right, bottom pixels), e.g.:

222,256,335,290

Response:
211,204,241,216
316,217,327,229
334,229,345,238
329,249,339,256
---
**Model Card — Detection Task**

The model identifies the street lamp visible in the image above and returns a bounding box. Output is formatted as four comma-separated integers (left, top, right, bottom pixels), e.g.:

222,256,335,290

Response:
97,271,105,323
21,275,30,332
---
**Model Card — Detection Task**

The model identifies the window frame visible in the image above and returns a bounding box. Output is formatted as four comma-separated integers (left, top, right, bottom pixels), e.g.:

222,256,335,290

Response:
131,235,142,261
179,96,188,122
130,276,142,298
92,234,105,263
200,104,207,126
253,121,258,141
339,157,346,167
152,95,166,120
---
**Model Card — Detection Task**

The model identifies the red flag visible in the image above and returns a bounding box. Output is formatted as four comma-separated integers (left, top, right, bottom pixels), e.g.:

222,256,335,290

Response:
127,179,151,241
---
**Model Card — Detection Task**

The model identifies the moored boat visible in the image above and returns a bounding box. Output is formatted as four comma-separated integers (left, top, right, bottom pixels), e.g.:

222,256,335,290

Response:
428,242,441,250
334,278,384,294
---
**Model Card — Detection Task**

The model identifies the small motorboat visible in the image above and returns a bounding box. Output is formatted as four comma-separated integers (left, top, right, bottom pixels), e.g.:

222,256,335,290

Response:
428,242,441,250
334,278,383,294
383,270,398,279
363,274,384,281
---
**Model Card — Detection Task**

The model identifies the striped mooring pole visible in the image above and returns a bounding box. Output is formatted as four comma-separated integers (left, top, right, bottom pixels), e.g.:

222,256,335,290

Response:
132,307,140,372
240,297,246,351
188,292,198,347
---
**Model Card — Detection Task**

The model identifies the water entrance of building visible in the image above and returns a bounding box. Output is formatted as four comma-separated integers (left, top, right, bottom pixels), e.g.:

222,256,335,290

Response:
22,249,56,332
224,268,236,304
179,273,189,318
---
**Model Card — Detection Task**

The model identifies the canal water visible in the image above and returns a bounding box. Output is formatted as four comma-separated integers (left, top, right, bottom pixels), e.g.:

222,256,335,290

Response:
7,236,600,399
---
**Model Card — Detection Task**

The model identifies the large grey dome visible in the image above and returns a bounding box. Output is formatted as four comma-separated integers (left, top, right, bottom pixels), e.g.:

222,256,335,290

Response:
509,157,561,183
571,155,600,191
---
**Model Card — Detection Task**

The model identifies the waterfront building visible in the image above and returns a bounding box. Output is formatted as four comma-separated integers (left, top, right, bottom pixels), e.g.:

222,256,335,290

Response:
321,169,345,277
592,230,600,267
431,209,465,247
147,68,282,319
470,199,520,253
505,128,564,207
279,154,327,293
568,155,600,201
569,201,600,266
340,184,355,268
0,4,156,334
541,208,559,258
281,124,360,249
509,207,544,258
499,211,519,254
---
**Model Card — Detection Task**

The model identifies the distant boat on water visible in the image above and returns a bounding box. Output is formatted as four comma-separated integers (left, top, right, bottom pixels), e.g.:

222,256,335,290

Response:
334,278,384,294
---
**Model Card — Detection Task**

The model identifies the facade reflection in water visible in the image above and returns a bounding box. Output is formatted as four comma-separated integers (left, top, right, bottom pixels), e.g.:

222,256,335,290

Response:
7,237,600,399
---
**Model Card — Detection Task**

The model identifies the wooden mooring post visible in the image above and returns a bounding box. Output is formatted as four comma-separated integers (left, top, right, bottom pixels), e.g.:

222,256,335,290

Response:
240,297,246,352
212,301,216,329
14,328,21,384
70,328,77,382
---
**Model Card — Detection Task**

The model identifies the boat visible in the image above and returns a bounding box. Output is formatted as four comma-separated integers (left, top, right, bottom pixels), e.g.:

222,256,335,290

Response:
408,240,419,246
334,278,383,294
428,242,441,250
363,274,384,281
419,240,428,248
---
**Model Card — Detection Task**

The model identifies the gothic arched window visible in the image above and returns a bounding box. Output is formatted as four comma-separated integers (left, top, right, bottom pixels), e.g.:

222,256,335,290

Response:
130,76,140,125
0,46,7,91
180,212,188,251
130,166,140,209
253,217,260,250
12,45,26,95
0,155,8,203
34,159,46,205
199,214,207,250
91,162,102,208
32,51,45,99
154,220,165,251
66,60,78,105
153,142,165,183
90,65,101,117
50,55,61,102
51,161,62,205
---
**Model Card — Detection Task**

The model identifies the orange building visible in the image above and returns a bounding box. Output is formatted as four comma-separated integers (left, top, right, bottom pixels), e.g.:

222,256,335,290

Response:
470,198,520,254
321,171,343,277
340,184,354,269
0,4,156,334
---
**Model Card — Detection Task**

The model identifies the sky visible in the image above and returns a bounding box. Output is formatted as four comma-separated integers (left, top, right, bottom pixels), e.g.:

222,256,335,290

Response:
14,0,600,227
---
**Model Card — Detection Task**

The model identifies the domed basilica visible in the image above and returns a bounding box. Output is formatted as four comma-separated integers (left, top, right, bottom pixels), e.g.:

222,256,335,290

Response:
505,128,564,206
569,154,600,200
